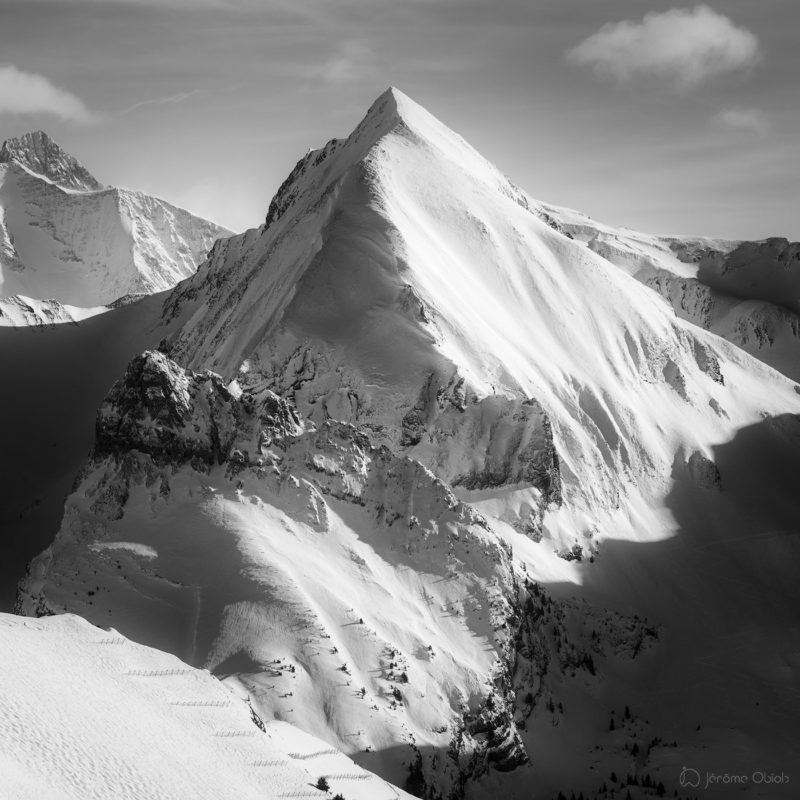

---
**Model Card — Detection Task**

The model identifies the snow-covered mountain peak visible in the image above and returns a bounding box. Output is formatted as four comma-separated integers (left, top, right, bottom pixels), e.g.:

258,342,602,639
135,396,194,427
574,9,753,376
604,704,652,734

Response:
260,87,505,234
0,137,230,307
355,86,444,143
0,130,103,193
165,87,800,528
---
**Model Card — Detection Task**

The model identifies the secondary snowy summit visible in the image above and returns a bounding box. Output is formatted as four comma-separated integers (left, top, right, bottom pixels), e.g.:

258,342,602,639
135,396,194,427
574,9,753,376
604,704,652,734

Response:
0,131,229,309
0,131,103,192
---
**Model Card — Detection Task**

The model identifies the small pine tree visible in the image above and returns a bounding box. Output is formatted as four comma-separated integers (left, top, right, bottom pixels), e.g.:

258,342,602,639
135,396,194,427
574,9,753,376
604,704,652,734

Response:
315,775,330,791
404,754,426,797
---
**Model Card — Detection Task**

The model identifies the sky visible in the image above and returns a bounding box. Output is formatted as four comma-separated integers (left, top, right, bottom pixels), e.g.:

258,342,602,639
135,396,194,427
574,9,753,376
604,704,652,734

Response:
0,0,797,240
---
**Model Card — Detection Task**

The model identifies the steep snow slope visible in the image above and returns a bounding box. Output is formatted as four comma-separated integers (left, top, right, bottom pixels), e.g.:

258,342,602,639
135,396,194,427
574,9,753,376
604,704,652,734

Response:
17,89,800,798
544,203,800,381
0,612,410,800
0,132,229,307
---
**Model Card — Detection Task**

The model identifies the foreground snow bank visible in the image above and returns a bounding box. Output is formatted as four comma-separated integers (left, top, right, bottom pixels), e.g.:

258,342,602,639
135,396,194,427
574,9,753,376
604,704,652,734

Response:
0,612,409,800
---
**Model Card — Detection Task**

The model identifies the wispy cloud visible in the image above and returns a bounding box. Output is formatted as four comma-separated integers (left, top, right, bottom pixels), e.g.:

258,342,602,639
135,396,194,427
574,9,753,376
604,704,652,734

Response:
120,89,202,116
0,64,97,123
713,106,770,136
319,41,373,84
566,6,760,90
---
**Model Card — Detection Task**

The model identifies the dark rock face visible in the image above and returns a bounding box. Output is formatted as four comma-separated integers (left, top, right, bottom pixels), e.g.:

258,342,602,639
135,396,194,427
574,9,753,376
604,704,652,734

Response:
400,373,439,447
94,350,302,468
95,351,234,465
687,451,722,490
692,340,725,384
698,238,800,315
401,373,562,504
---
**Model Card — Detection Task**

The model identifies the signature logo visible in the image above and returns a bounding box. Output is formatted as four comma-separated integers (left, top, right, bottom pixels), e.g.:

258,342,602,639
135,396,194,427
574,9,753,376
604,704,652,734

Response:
680,767,702,788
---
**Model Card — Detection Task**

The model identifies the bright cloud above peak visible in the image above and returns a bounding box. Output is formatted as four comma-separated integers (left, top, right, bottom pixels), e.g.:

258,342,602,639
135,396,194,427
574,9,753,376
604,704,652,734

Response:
0,64,97,124
566,5,760,89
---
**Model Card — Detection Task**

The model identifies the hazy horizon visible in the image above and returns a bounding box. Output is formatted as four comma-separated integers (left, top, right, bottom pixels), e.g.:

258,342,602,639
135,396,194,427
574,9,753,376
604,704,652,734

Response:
1,0,797,240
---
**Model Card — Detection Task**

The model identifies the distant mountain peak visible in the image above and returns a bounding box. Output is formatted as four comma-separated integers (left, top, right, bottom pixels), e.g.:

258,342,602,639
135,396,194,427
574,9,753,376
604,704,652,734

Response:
0,130,103,192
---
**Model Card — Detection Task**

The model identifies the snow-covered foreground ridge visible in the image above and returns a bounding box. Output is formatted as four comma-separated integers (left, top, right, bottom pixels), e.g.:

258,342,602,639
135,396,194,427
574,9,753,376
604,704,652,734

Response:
0,612,410,800
0,131,230,308
16,89,800,797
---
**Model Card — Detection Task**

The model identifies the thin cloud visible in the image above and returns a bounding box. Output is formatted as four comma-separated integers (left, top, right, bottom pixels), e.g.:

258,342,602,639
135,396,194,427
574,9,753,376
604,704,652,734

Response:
713,106,770,136
319,41,373,84
566,5,760,90
121,89,202,116
0,64,97,123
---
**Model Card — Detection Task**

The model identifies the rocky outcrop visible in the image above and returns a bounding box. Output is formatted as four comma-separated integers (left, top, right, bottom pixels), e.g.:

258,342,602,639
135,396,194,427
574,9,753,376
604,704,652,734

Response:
687,451,722,490
96,351,241,466
400,374,562,503
695,238,800,315
644,273,715,330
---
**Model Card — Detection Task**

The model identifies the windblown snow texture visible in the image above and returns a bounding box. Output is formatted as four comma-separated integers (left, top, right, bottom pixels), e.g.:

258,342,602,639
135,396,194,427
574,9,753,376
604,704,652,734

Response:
0,612,411,800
